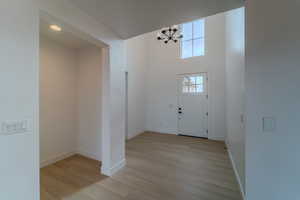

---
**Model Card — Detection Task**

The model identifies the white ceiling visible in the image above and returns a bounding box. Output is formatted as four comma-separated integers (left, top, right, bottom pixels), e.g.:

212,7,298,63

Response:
70,0,243,39
40,19,95,49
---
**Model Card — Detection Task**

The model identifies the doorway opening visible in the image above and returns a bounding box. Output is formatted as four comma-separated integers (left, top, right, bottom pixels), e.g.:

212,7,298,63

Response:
39,13,110,199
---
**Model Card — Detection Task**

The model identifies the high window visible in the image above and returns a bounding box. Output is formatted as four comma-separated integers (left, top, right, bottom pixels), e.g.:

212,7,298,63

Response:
181,19,205,59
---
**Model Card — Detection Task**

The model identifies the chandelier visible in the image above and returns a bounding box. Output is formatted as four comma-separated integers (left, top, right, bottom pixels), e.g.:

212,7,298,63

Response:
157,25,183,44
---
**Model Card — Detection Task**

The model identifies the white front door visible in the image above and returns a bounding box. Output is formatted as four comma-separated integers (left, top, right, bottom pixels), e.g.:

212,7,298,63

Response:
177,73,209,138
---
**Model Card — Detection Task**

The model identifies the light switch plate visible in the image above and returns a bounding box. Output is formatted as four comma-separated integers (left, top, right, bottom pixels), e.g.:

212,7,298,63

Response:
1,119,32,135
263,117,276,132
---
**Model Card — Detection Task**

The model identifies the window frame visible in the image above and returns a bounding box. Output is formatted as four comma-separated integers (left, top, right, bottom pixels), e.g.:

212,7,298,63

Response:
182,75,205,94
180,19,205,59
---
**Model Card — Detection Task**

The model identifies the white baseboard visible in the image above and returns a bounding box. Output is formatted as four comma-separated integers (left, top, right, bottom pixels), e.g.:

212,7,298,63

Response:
127,131,144,140
40,151,76,168
147,130,225,141
226,142,245,200
208,136,225,141
101,166,111,176
101,159,126,177
77,149,101,161
145,130,177,135
110,158,126,175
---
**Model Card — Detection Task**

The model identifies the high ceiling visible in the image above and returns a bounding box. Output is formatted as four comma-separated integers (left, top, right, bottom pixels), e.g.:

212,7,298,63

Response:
70,0,244,39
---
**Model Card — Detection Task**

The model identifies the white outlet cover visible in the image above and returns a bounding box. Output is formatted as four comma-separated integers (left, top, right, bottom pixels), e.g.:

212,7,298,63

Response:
263,117,276,132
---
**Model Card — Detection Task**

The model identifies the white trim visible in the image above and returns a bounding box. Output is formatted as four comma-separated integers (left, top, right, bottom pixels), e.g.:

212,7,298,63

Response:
226,142,245,200
101,166,111,176
208,136,225,141
176,72,209,139
77,149,101,161
101,159,126,176
127,131,145,140
110,159,126,175
145,130,177,135
40,151,76,168
125,71,129,141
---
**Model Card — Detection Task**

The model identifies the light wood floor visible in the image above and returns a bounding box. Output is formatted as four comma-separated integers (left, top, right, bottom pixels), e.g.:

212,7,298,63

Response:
41,132,242,200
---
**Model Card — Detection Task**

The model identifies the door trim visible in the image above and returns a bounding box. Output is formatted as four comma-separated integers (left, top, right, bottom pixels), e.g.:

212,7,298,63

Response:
176,72,210,138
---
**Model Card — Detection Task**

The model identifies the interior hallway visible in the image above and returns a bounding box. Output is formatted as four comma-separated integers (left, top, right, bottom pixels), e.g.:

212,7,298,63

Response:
41,132,242,200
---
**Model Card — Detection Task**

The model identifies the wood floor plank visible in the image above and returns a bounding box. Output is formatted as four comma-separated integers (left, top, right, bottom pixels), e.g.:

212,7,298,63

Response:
41,132,242,200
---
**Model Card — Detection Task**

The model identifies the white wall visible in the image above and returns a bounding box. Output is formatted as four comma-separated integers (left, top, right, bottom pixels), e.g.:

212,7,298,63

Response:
77,46,102,161
246,1,300,199
145,13,227,140
40,36,78,166
125,34,148,139
0,0,39,199
225,7,245,196
40,35,103,163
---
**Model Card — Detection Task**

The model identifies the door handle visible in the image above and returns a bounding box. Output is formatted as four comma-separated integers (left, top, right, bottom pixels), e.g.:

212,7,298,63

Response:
178,107,183,114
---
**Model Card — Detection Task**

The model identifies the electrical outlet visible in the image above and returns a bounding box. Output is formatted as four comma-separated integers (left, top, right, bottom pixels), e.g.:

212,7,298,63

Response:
1,119,32,135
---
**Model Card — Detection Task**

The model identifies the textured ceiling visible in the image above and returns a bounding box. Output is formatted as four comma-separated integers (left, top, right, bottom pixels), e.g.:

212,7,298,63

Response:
70,0,244,39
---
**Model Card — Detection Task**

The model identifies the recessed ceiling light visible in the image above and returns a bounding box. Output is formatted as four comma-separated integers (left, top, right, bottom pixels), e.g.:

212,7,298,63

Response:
50,25,62,32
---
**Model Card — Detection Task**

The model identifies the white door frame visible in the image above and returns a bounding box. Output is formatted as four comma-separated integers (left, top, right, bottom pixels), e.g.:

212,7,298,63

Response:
176,72,210,138
125,71,129,140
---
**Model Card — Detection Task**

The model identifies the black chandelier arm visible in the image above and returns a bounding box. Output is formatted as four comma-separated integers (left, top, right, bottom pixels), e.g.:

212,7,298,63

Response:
169,29,177,38
170,31,175,38
171,37,179,42
162,31,170,38
157,25,183,43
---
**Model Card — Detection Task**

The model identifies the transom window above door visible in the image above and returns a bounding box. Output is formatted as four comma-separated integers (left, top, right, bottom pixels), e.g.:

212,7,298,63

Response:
182,75,204,94
181,19,205,59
